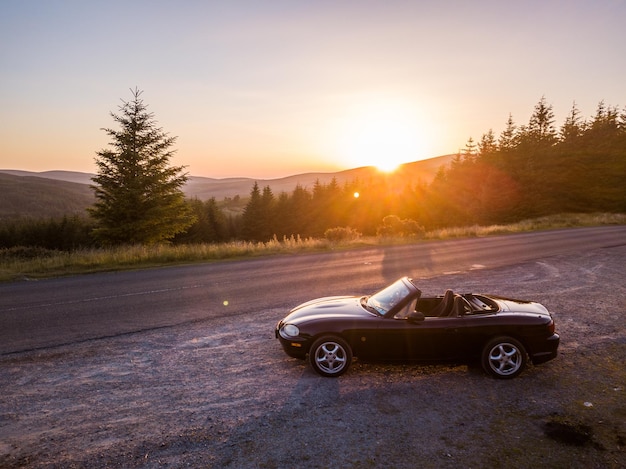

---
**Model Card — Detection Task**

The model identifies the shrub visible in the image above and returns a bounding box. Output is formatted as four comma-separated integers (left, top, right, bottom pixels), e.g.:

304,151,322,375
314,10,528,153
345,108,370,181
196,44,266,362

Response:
324,226,362,243
376,215,425,238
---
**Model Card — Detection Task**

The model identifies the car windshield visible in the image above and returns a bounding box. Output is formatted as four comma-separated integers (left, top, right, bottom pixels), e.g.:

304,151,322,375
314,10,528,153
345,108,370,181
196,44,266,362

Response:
366,280,411,316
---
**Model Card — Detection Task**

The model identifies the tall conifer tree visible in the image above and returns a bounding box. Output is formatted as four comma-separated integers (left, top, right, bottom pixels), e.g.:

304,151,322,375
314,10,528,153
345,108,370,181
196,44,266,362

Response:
241,182,264,241
89,88,194,244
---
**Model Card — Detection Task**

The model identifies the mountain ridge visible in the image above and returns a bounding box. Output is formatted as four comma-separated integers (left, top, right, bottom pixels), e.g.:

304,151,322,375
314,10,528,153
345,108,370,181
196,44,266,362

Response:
0,154,454,218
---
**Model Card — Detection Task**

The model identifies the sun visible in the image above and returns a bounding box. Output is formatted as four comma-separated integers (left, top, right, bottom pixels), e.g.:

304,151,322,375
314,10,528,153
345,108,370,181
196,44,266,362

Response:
333,100,425,172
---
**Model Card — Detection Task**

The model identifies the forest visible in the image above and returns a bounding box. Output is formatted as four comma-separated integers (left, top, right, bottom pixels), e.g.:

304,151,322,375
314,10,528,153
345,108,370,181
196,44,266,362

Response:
1,97,625,251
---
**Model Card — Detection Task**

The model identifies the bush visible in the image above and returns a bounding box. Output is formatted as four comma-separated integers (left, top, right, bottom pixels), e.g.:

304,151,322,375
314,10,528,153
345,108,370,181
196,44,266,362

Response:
376,215,425,238
324,226,362,243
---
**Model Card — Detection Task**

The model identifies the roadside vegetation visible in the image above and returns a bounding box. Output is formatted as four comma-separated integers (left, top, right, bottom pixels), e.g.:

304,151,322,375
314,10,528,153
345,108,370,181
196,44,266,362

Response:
1,212,624,282
1,93,625,281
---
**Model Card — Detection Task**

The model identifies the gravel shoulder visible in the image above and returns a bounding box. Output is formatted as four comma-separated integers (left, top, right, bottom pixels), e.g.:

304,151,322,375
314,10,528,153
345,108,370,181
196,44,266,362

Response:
1,245,625,468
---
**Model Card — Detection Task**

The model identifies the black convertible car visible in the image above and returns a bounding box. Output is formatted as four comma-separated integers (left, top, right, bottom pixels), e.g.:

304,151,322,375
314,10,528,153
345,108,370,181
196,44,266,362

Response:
275,277,559,378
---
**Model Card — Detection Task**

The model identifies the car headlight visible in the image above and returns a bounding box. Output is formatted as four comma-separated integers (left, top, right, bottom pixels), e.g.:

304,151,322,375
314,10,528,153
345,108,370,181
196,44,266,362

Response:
280,324,300,339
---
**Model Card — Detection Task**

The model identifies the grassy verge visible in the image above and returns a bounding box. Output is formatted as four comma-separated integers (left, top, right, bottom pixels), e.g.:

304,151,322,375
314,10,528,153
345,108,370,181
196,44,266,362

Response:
1,212,624,282
423,212,626,239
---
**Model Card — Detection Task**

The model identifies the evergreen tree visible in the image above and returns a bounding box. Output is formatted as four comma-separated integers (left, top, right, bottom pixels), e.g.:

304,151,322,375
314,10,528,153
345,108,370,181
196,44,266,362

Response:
581,101,626,211
524,96,557,146
613,104,625,135
461,137,477,162
175,198,227,244
273,191,292,238
260,185,277,239
241,183,276,241
311,178,342,236
287,184,313,237
449,152,463,171
326,177,345,228
241,182,263,241
478,129,498,158
560,102,585,143
89,88,194,245
498,114,517,152
520,97,557,150
204,197,228,241
588,101,620,143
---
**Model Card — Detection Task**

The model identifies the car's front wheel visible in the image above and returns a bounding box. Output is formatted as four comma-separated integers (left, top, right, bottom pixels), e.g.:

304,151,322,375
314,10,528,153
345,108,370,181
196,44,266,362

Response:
309,336,352,377
481,336,527,379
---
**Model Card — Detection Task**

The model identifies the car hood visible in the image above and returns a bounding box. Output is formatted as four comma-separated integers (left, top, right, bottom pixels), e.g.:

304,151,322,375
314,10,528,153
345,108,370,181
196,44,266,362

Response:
283,296,371,324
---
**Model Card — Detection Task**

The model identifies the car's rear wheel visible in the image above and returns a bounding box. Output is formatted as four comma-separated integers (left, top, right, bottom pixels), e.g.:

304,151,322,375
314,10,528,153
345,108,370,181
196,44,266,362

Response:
309,336,352,377
481,336,527,379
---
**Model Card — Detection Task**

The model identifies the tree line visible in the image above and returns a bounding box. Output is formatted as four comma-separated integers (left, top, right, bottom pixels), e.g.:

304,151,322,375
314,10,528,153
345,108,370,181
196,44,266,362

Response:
1,93,624,252
423,98,626,226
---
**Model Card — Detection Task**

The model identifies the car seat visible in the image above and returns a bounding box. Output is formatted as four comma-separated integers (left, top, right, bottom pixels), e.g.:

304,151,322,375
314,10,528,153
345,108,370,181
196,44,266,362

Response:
430,289,455,317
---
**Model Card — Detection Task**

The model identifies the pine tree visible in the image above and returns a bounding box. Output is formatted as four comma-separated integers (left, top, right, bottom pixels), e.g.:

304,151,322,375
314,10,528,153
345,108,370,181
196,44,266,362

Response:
176,197,227,244
89,88,195,245
260,185,277,239
498,114,517,152
461,137,477,162
286,184,313,237
588,101,620,141
525,96,557,146
241,182,276,241
559,102,585,143
478,129,498,158
241,182,262,241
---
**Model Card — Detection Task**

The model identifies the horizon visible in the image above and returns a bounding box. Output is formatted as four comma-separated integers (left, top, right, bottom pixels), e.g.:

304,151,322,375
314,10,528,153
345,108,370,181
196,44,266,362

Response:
0,152,455,181
1,2,625,179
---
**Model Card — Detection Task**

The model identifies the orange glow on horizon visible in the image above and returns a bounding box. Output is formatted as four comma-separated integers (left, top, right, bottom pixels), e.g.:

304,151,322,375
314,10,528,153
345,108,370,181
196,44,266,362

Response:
328,97,430,173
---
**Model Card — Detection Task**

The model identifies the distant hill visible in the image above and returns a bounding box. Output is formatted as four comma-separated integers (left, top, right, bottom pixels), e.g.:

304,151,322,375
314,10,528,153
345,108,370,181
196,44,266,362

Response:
0,173,95,219
0,154,454,219
158,154,455,199
0,170,95,185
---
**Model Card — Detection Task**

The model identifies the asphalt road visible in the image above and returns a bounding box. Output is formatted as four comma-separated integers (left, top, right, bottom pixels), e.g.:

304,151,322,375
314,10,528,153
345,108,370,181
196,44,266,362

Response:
1,225,625,355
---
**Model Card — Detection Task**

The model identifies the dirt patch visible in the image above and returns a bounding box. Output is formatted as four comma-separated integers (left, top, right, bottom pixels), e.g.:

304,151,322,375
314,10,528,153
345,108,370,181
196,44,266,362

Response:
1,246,626,468
544,417,594,447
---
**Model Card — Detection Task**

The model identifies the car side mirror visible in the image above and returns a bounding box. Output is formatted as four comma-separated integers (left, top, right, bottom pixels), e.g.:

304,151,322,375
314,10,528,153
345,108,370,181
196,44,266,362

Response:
407,311,425,323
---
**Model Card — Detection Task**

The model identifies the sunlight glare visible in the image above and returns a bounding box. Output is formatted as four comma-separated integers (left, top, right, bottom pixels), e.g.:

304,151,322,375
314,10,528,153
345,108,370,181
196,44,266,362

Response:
334,100,425,172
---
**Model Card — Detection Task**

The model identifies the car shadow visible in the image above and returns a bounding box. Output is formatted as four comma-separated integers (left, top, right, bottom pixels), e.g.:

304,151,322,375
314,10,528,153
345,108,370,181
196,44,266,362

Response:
211,359,488,468
381,245,435,283
212,366,341,466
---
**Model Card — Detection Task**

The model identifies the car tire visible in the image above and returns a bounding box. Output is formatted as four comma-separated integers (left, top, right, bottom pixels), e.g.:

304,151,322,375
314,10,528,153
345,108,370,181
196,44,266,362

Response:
481,336,527,379
309,336,352,377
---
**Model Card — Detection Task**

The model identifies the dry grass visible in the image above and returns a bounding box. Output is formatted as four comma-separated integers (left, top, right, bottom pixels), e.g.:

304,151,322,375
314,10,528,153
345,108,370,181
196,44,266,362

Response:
424,212,626,239
1,212,624,282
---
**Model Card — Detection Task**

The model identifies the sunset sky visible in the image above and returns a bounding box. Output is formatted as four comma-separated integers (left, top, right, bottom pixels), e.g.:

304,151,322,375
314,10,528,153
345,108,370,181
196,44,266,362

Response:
1,1,625,179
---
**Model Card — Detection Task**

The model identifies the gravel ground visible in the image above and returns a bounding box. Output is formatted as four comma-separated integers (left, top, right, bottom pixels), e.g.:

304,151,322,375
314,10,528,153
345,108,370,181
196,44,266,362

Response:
1,245,625,468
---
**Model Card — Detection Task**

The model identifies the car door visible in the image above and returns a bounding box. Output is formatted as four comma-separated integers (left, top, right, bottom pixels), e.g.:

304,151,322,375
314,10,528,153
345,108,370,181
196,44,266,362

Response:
373,315,467,361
